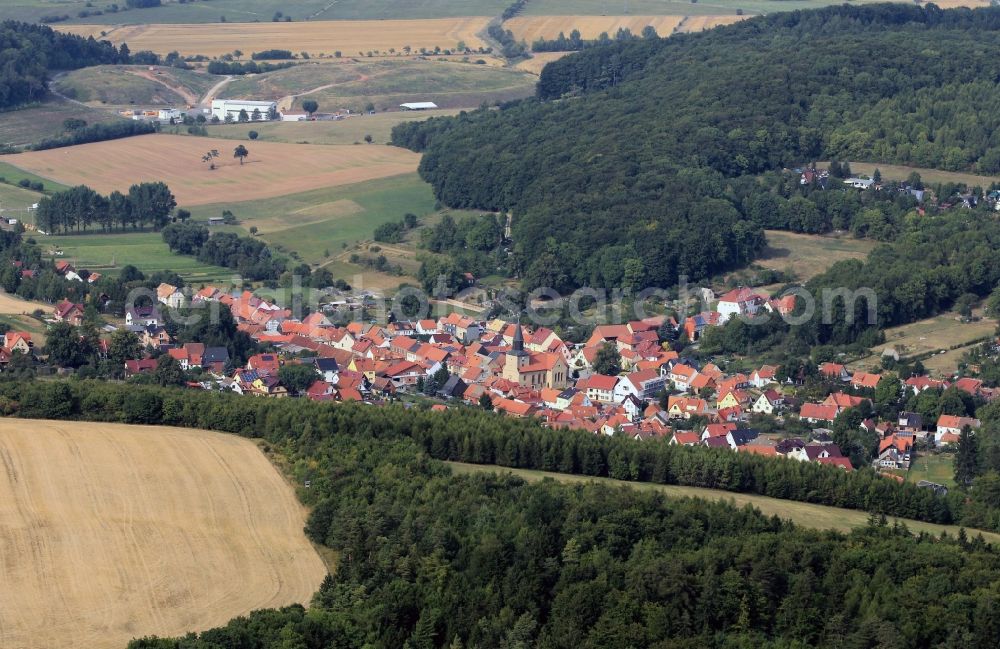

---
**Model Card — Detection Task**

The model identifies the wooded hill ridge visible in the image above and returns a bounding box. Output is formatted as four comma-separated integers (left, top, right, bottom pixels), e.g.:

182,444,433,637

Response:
393,5,1000,294
0,20,126,109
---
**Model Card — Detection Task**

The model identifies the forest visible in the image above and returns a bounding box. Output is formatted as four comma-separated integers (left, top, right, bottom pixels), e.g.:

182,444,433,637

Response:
5,380,1000,648
393,5,1000,301
0,20,126,109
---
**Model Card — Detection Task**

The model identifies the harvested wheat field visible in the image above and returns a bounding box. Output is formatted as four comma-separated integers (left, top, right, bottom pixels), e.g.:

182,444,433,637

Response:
506,14,685,41
0,290,49,316
61,18,491,57
7,134,420,206
677,15,750,32
516,51,572,75
0,419,326,649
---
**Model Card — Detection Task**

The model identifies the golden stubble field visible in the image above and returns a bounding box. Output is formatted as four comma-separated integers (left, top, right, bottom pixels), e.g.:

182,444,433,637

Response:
0,419,326,649
61,18,491,57
0,290,49,316
7,134,420,206
505,14,686,41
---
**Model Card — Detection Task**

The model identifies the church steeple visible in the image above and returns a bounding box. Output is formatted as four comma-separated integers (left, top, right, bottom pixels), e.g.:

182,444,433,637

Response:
511,319,525,354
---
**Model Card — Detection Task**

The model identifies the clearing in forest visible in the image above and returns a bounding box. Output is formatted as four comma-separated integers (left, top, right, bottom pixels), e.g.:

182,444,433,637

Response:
0,419,326,649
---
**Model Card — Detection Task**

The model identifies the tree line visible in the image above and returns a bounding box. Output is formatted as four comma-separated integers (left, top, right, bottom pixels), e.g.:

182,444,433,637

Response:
162,222,286,282
3,380,1000,647
35,182,176,234
4,379,991,528
32,120,156,151
205,60,296,75
531,25,658,53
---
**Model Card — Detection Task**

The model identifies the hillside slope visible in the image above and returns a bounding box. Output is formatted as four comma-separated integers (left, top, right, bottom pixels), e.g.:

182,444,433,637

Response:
394,5,1000,292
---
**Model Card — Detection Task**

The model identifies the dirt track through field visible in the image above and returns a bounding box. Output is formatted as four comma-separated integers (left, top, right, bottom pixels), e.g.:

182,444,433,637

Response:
60,18,491,57
0,419,326,649
6,134,420,206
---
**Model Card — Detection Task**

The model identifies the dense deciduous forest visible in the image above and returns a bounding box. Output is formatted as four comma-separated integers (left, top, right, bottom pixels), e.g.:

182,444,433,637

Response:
393,6,1000,299
5,381,1000,648
0,21,125,109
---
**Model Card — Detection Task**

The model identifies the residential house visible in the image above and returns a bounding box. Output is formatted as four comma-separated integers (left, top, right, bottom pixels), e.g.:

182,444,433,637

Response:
314,357,340,383
202,347,230,373
247,353,281,376
751,389,784,414
726,428,759,449
800,403,838,424
3,332,31,354
935,414,981,447
819,362,850,381
54,300,84,326
717,287,768,323
749,365,778,388
851,372,882,390
683,311,721,341
876,435,914,470
156,283,185,309
576,374,619,404
141,325,171,348
613,369,666,402
670,431,701,446
124,357,157,377
669,364,699,392
438,375,468,399
125,305,162,327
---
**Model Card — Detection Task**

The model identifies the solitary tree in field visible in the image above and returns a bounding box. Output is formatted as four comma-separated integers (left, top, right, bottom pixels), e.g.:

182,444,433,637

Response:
202,149,219,170
233,144,249,165
248,130,258,140
302,99,319,116
364,134,373,143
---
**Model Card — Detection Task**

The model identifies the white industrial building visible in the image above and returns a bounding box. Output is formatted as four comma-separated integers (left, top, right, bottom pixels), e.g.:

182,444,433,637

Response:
211,99,277,121
158,108,185,121
280,111,309,122
400,102,438,110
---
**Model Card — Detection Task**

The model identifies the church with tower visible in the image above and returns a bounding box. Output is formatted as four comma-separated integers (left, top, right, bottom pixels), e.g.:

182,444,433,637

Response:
502,322,569,390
